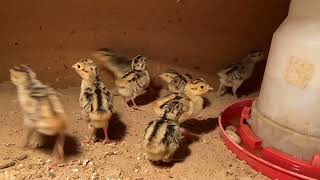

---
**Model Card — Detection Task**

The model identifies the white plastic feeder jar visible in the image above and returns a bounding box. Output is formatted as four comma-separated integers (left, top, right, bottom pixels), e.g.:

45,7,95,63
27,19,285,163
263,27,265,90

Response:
249,0,320,161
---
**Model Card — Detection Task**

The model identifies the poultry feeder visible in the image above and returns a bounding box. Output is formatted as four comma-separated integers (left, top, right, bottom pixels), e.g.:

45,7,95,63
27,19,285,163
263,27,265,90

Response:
219,0,320,179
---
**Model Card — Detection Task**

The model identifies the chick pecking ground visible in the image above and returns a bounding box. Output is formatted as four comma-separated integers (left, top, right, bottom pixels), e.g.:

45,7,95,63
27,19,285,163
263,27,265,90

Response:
0,65,266,179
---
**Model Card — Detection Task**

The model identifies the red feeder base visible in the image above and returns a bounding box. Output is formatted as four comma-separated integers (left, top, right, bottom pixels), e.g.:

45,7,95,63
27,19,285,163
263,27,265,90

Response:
219,99,320,180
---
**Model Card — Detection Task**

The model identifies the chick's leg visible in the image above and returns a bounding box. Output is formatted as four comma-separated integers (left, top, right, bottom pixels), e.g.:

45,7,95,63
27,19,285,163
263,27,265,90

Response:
22,128,35,149
102,121,115,144
217,82,226,97
83,124,97,144
130,96,142,111
232,81,242,99
232,87,238,99
89,125,97,143
131,97,139,109
52,132,65,164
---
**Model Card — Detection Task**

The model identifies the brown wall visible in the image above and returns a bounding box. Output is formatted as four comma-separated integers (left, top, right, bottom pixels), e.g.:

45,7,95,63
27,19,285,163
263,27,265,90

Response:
0,0,290,88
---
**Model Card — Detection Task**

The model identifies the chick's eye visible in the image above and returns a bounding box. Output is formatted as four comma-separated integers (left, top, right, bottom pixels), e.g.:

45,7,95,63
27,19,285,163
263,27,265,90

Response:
77,65,81,68
200,85,204,89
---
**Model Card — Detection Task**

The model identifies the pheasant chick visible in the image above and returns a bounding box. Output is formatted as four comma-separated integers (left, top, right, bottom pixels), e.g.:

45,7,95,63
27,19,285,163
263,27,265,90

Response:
142,106,197,162
10,65,66,163
158,70,192,93
72,59,113,144
114,55,150,110
217,51,264,98
153,78,213,124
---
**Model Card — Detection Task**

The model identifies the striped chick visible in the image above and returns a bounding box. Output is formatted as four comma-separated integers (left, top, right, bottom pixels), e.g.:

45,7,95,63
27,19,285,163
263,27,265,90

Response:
10,65,66,163
72,59,114,144
217,51,264,98
159,70,192,94
142,117,181,162
153,78,213,124
142,107,197,163
115,55,150,110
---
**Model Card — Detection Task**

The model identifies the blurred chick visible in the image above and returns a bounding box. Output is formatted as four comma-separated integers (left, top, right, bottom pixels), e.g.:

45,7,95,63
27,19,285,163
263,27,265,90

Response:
217,51,264,99
114,55,150,110
72,59,114,144
159,70,192,93
92,48,132,78
153,78,213,124
10,65,66,163
142,106,197,163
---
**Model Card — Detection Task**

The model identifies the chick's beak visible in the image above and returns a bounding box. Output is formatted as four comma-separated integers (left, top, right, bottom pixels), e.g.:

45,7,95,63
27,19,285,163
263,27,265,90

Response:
208,86,214,91
72,64,77,69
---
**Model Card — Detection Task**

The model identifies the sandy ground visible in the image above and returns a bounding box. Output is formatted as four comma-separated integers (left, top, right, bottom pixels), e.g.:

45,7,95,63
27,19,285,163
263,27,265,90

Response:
0,74,267,180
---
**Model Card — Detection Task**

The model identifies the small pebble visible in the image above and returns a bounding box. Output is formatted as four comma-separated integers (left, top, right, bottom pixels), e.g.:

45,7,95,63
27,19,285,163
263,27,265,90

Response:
16,163,24,170
91,172,99,180
90,167,96,172
58,163,65,167
104,152,114,157
226,170,233,175
135,168,139,173
83,159,90,166
72,169,80,173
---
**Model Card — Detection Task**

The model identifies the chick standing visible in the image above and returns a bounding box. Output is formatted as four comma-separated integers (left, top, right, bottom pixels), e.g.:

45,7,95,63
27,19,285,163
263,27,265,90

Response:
158,70,192,93
142,104,197,162
93,49,150,110
10,65,66,163
217,51,264,99
114,55,150,110
72,59,113,144
153,78,213,124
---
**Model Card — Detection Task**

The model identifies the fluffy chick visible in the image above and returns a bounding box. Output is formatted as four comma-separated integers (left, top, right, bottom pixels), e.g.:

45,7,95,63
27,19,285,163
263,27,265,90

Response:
72,59,113,144
92,48,132,78
159,70,192,93
217,51,264,99
153,78,213,124
114,55,150,110
142,106,197,163
142,117,181,163
10,65,66,163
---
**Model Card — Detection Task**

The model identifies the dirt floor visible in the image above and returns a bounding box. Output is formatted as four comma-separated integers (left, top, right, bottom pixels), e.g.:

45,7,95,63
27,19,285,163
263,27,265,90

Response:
0,65,267,180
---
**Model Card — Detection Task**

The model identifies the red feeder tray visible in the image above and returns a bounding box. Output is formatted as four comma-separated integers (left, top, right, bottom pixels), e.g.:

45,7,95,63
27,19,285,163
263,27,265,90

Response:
219,99,320,180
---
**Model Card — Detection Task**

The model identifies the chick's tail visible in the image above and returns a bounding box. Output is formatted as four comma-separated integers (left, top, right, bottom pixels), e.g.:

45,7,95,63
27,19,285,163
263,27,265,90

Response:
36,115,66,136
89,111,112,129
92,48,131,78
